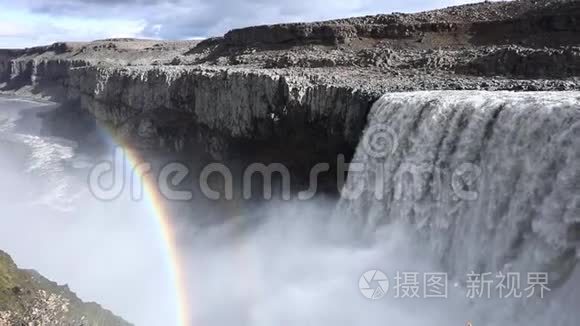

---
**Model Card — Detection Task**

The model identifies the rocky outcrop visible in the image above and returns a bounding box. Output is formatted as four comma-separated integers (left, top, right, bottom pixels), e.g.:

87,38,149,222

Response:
0,250,131,325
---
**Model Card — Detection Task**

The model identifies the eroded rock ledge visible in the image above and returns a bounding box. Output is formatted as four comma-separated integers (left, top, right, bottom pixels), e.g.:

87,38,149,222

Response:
1,0,579,189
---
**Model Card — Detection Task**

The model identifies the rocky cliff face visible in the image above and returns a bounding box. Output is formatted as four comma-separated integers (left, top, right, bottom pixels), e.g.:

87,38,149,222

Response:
0,50,22,85
0,250,131,325
1,0,579,189
0,51,13,82
68,66,371,156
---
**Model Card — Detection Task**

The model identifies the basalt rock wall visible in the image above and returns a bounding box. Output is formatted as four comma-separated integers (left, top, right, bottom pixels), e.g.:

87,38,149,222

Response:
68,66,372,185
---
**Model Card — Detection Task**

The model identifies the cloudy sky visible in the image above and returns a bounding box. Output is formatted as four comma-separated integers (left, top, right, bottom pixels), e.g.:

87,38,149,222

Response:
1,0,490,48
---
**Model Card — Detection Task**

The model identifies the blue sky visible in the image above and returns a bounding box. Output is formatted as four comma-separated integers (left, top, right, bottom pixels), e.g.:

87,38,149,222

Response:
0,0,493,48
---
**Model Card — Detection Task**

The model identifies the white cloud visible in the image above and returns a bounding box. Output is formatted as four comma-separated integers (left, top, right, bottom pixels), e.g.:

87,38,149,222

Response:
0,0,500,47
0,8,145,47
0,22,36,38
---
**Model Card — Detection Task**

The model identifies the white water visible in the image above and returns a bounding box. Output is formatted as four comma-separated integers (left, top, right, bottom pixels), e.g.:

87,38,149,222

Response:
340,92,580,279
0,92,579,326
337,91,580,325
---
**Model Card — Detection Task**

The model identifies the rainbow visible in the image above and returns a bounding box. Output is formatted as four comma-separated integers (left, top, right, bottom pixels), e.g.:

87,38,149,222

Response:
97,124,192,326
124,147,191,326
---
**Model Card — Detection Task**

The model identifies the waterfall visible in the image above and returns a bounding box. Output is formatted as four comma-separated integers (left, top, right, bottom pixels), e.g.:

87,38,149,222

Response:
339,91,580,286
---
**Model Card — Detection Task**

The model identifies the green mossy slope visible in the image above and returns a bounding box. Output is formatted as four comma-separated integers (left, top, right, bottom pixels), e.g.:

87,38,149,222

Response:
0,250,132,325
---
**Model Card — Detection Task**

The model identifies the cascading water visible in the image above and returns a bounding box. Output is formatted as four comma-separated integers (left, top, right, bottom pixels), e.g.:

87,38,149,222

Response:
338,91,580,323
